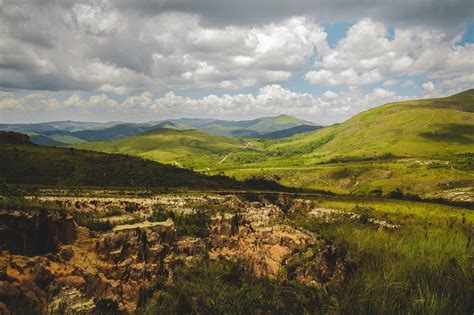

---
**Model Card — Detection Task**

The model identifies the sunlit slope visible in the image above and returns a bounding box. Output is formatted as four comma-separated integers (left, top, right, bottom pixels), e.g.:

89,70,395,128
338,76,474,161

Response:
268,90,474,162
73,128,256,169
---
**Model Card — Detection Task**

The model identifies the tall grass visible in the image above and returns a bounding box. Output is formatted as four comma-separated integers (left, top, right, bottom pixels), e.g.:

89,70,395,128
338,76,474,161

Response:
292,198,474,314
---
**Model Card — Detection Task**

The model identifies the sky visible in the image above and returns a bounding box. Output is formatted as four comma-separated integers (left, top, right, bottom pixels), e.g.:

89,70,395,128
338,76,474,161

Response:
0,0,473,125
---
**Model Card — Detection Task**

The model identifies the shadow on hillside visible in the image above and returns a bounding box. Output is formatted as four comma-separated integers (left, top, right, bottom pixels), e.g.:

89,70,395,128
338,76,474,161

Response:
419,123,474,143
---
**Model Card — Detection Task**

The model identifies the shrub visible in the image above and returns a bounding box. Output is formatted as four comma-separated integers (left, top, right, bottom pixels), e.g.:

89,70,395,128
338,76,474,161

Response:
353,205,374,224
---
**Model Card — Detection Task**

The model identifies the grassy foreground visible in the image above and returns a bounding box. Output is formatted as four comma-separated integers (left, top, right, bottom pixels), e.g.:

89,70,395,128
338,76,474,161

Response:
135,196,474,314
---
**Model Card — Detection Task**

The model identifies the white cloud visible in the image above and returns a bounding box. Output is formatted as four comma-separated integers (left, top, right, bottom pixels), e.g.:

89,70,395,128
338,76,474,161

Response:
305,19,474,88
97,84,131,95
0,2,328,91
422,81,435,91
0,85,414,124
323,90,338,99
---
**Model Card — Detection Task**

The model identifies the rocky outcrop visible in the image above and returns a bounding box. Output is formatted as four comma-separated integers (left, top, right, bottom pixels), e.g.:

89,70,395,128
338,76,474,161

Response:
0,209,77,255
96,219,175,263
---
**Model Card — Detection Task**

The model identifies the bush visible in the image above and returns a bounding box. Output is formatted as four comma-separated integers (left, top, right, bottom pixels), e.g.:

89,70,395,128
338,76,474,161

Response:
174,209,211,238
353,205,374,224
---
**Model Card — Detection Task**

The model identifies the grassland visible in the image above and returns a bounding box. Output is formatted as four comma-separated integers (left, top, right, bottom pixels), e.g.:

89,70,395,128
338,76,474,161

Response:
283,196,473,313
72,90,474,199
0,133,261,190
74,128,257,169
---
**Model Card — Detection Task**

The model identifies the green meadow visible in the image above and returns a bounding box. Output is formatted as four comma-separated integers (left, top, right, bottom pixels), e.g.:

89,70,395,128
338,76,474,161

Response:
73,90,474,199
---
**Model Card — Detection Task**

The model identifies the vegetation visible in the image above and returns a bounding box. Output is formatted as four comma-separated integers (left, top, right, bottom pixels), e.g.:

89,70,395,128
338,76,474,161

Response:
142,259,326,314
0,135,271,190
69,90,474,199
283,196,473,313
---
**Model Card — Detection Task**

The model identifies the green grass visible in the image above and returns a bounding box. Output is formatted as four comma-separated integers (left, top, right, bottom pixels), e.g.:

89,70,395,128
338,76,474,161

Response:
142,259,327,314
70,91,474,199
73,128,254,169
284,196,474,314
0,140,257,190
223,157,473,197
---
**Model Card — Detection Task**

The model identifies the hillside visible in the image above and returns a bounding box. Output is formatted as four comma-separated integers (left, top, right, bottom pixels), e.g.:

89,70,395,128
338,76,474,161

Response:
194,115,318,137
0,132,252,189
220,90,474,197
260,125,322,139
73,128,257,169
265,90,474,162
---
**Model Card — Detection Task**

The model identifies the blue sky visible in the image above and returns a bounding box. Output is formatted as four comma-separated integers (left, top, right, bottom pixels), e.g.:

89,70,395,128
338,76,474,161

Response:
0,0,473,124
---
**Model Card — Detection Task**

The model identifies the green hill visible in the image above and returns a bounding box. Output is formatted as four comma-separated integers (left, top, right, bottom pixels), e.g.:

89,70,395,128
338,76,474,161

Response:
0,132,263,190
196,115,318,137
265,89,474,163
220,90,473,197
73,128,256,169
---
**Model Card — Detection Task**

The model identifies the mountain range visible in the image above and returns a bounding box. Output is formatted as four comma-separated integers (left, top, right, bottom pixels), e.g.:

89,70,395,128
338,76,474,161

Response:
0,115,319,146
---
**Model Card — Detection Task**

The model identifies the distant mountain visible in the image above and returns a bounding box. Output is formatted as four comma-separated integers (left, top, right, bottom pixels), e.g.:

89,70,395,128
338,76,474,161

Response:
259,125,322,139
24,123,158,145
188,115,318,137
71,123,154,142
0,120,123,133
1,115,319,146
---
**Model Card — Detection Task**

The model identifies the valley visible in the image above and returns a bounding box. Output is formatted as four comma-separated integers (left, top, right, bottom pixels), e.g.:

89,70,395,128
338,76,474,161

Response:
72,90,474,201
0,90,473,314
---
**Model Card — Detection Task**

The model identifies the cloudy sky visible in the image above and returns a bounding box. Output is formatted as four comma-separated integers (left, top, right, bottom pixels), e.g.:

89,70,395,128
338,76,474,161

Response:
0,0,473,124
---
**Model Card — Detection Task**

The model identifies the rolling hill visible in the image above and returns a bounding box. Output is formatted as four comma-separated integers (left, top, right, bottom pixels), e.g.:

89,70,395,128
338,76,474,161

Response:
73,128,256,169
221,90,474,197
1,115,318,146
0,131,268,190
79,90,473,169
264,89,474,163
187,115,318,137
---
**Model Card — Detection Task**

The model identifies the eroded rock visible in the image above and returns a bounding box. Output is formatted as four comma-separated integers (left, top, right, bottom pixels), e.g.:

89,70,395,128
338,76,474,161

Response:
0,209,77,256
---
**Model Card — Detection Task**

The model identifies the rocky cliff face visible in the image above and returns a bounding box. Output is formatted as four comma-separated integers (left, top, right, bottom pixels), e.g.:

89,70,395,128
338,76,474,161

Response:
0,209,77,255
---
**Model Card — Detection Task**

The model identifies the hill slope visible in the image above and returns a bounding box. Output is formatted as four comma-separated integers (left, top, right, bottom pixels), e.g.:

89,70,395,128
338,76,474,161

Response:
266,89,474,163
194,115,318,137
0,132,251,189
260,125,322,139
73,128,256,169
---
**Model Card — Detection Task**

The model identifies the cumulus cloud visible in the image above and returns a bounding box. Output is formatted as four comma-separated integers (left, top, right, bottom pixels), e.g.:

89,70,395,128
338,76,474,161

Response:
117,0,473,32
0,1,328,92
0,85,412,124
422,81,435,91
0,1,472,123
305,19,474,87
